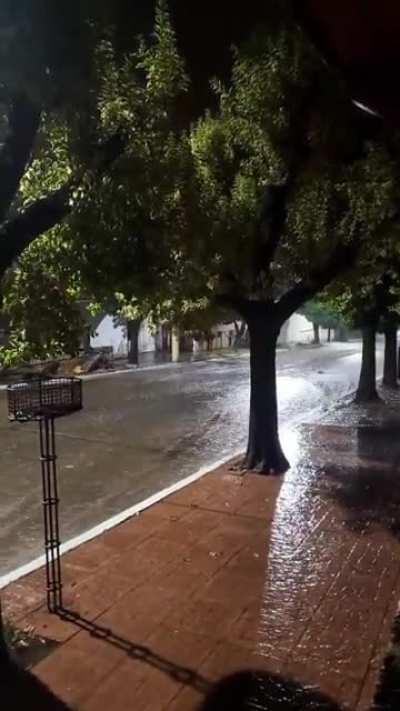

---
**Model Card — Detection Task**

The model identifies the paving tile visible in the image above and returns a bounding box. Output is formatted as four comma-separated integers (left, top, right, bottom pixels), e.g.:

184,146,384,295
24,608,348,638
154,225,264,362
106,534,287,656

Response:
174,537,243,580
167,593,244,641
2,580,44,623
20,606,80,643
62,538,118,574
81,658,148,711
59,569,136,622
148,625,213,682
150,562,210,604
199,639,269,682
155,507,221,546
234,491,280,519
34,641,121,707
229,599,265,649
164,685,205,711
96,588,174,643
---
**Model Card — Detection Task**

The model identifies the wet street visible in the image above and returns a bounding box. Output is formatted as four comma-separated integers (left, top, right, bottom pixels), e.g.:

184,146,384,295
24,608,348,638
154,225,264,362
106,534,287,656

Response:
0,341,378,576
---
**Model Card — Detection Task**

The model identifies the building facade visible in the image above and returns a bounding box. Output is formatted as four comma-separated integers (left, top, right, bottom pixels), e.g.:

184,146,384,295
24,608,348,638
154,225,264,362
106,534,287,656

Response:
90,311,324,357
90,316,157,356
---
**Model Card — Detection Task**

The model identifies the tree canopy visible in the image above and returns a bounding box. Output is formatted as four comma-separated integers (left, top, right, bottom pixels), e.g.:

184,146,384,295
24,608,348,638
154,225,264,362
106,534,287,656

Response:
301,298,346,332
0,228,85,365
0,0,157,279
1,1,399,472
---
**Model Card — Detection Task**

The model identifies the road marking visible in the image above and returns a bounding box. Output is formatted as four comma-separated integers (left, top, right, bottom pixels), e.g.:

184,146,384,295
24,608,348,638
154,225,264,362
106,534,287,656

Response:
0,449,243,590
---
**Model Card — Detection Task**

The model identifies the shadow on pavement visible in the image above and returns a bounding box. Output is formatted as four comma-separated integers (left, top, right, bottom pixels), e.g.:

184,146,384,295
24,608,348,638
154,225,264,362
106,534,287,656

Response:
321,425,400,540
0,656,70,710
373,613,400,710
57,607,211,694
198,670,342,710
2,607,212,710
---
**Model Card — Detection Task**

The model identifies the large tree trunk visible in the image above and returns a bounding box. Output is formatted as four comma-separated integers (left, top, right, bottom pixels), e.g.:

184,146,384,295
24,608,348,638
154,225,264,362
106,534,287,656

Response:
383,326,398,388
312,322,320,345
327,328,331,343
244,314,289,474
82,329,92,356
355,325,379,403
127,319,141,365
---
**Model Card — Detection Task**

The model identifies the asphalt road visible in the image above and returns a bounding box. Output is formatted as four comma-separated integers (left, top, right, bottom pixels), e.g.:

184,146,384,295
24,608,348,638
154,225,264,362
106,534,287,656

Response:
0,341,377,576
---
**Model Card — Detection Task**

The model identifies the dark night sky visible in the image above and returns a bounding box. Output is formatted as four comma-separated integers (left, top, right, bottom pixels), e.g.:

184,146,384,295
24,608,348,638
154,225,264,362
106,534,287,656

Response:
173,0,400,122
296,1,400,124
116,1,273,105
171,1,271,82
116,1,400,122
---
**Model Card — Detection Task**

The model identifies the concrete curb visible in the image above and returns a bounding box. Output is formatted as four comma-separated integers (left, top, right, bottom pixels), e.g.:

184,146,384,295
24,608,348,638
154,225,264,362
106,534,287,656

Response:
0,448,243,590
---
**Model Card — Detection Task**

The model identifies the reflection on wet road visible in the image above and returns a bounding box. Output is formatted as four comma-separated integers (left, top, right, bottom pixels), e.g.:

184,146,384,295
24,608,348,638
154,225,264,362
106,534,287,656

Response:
0,341,375,575
257,413,400,709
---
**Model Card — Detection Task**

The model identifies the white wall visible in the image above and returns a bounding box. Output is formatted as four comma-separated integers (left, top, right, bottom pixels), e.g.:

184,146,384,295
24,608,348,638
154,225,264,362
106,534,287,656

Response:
278,314,328,345
286,314,313,344
138,321,156,353
211,322,236,349
90,312,332,355
91,315,126,354
91,316,156,355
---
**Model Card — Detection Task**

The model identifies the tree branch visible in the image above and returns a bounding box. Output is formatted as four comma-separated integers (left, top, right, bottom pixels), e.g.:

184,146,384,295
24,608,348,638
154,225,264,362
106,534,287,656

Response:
0,185,71,275
252,184,290,283
214,293,250,317
0,94,41,224
0,131,126,278
277,241,360,322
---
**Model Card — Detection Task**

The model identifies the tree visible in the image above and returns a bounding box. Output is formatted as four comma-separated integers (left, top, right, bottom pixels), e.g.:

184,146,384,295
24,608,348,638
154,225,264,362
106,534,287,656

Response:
0,2,199,372
69,3,397,474
69,1,191,307
164,299,236,347
108,295,156,366
186,18,396,472
325,228,400,401
301,299,345,344
381,316,399,389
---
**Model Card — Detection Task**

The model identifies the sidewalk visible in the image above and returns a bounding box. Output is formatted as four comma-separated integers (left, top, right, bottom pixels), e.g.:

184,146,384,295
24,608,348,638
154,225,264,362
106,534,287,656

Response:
3,414,400,709
0,349,250,390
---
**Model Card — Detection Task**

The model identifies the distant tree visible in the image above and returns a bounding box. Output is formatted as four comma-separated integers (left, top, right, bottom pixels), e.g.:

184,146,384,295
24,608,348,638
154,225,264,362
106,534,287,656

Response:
164,299,237,346
326,227,400,401
108,295,155,366
301,299,345,344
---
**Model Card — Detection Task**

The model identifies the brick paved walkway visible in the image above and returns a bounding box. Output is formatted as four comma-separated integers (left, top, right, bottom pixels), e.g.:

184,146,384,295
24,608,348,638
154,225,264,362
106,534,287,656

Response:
3,421,400,710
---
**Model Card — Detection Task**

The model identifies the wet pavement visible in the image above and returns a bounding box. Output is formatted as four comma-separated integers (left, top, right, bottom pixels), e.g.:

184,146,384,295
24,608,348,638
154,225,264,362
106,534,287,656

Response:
3,407,400,710
0,341,374,576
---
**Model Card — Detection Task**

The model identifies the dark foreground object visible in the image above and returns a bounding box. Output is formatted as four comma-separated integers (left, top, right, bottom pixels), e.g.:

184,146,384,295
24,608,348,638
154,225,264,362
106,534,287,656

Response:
0,658,70,710
198,671,341,710
374,614,400,710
